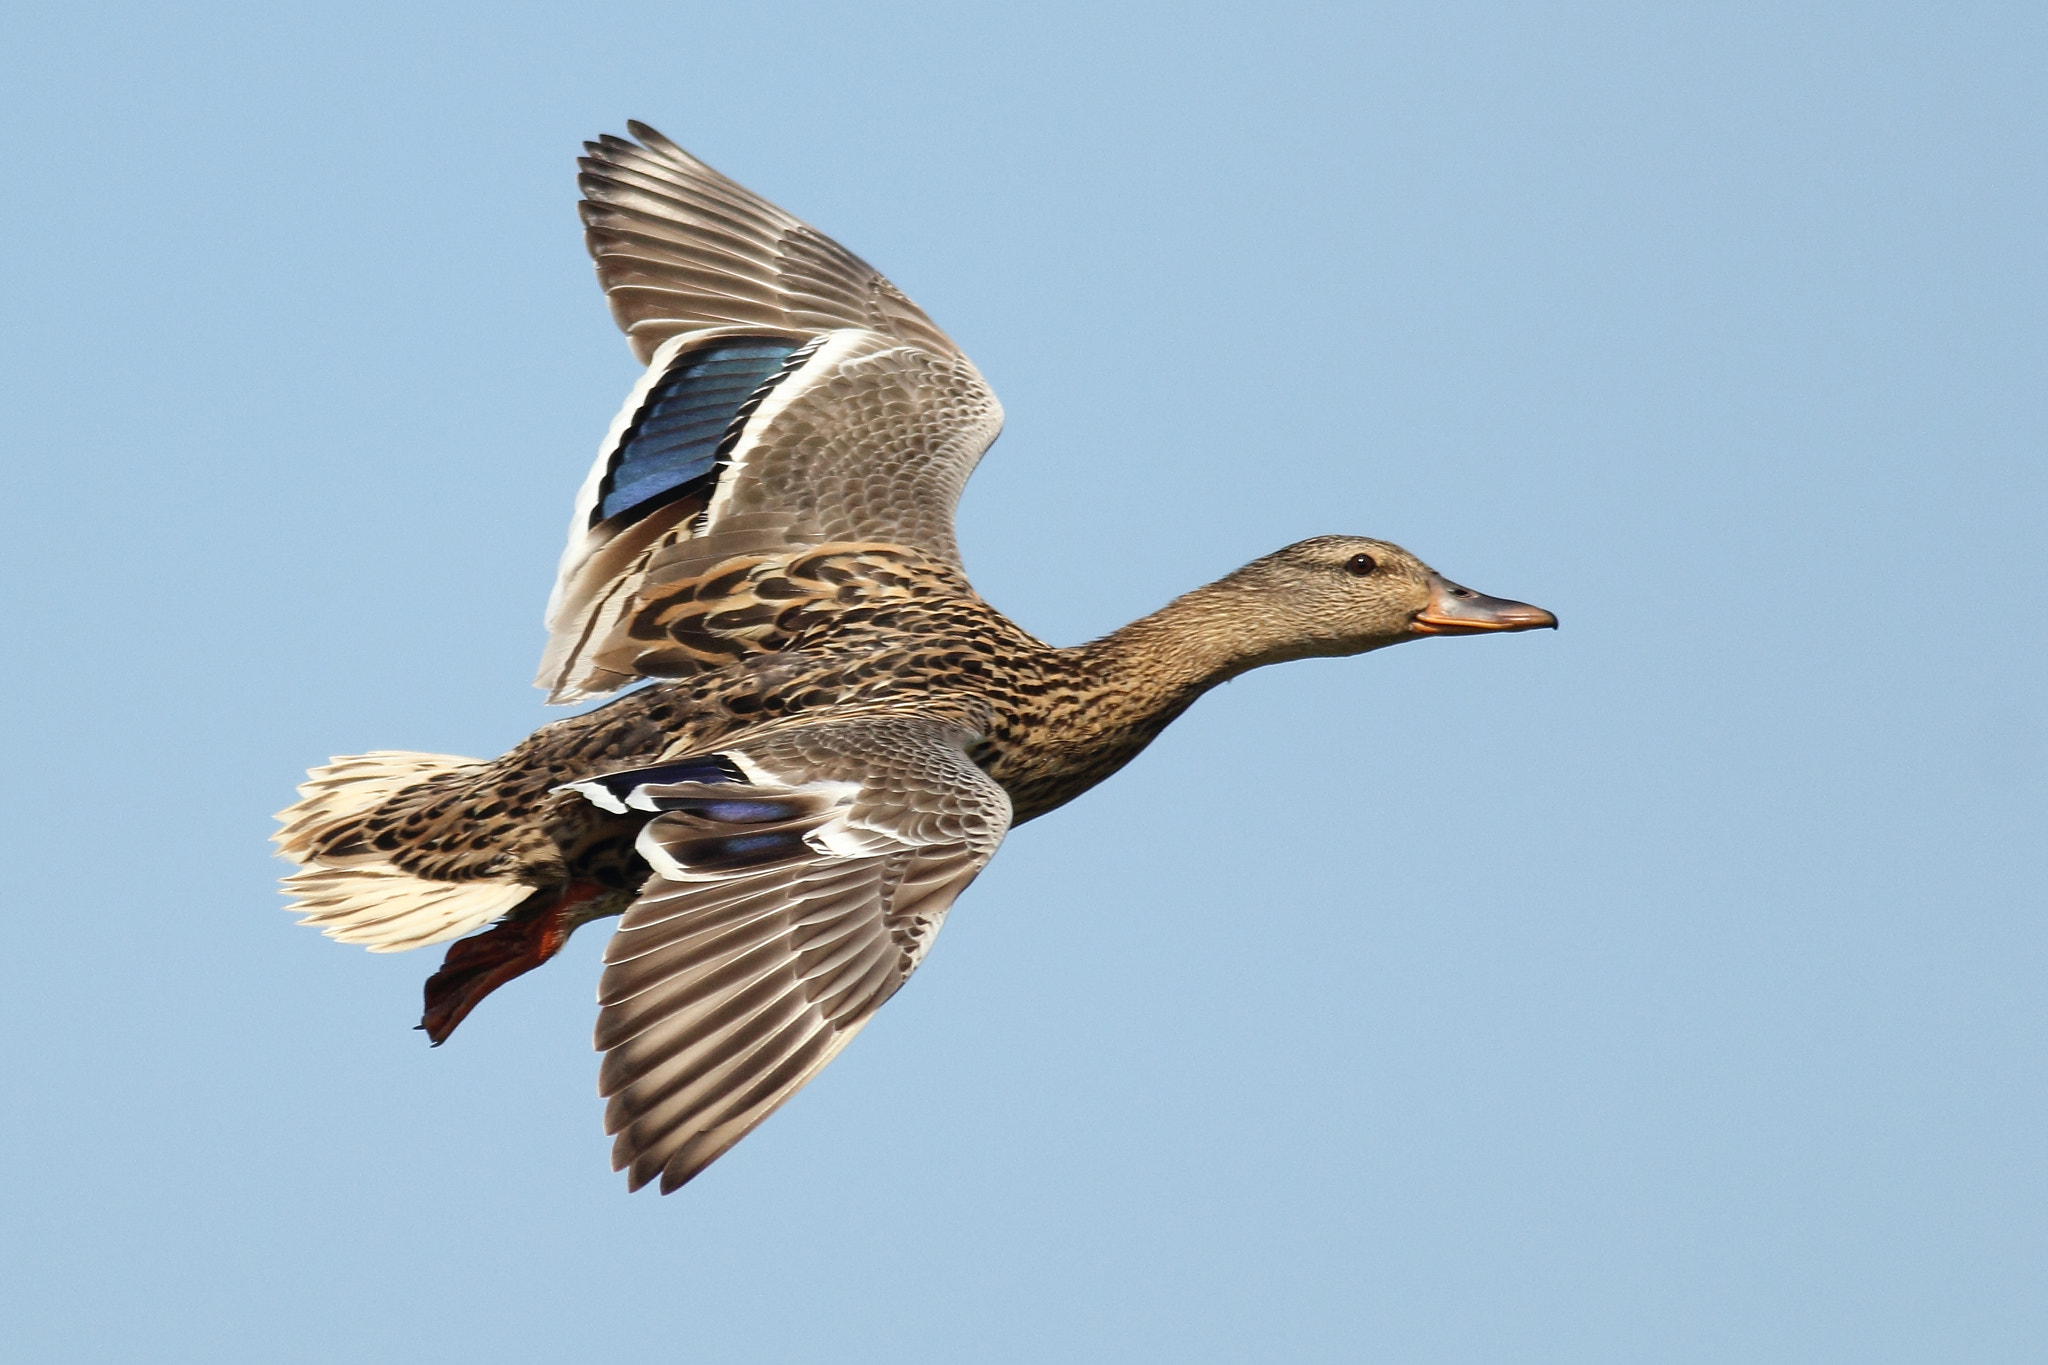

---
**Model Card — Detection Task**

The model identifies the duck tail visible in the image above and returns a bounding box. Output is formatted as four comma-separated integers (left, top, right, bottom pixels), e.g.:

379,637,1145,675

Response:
273,751,530,954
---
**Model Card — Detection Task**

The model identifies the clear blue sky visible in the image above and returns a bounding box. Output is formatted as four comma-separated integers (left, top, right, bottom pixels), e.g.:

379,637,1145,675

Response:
3,2,2043,1361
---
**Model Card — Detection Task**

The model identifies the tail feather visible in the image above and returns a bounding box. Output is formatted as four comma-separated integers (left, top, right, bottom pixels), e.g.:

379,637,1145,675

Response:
274,750,479,864
274,750,530,953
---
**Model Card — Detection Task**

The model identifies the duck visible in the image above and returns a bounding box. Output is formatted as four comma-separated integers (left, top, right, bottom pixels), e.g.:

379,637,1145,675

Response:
274,122,1556,1195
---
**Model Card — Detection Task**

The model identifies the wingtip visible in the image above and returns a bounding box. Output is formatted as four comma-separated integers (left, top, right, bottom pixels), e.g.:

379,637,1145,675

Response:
624,119,678,155
611,119,708,177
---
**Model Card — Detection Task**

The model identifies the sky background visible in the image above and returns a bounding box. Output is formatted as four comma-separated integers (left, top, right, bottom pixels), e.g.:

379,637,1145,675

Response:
3,2,2044,1361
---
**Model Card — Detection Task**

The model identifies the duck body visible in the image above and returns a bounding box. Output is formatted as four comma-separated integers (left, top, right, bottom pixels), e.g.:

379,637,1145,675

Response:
276,125,1555,1193
307,544,1176,898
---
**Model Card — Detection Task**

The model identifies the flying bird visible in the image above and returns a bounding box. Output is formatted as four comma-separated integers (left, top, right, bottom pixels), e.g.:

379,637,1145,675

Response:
275,122,1556,1194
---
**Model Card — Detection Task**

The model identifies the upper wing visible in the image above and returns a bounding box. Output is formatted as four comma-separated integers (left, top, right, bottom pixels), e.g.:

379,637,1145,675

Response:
540,126,1004,703
563,712,1012,1193
580,121,960,365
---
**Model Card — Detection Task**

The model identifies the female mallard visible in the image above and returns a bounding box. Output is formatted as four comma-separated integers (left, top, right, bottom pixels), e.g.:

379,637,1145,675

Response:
275,123,1555,1194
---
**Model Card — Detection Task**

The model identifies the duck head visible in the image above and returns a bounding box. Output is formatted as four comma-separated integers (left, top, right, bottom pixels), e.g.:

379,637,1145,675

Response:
1197,535,1557,672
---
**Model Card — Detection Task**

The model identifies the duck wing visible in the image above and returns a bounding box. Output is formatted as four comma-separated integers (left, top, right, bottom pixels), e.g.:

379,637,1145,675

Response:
562,711,1012,1193
581,121,959,365
541,125,1004,702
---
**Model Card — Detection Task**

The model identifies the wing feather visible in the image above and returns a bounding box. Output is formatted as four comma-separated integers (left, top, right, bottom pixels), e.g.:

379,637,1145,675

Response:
569,713,1011,1192
539,126,1004,704
579,120,961,363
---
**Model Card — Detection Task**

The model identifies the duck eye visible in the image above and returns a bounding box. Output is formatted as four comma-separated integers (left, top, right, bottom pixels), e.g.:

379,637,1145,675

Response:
1345,553,1378,577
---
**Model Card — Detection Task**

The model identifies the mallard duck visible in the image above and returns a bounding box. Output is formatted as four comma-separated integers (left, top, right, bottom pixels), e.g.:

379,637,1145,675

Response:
275,122,1556,1194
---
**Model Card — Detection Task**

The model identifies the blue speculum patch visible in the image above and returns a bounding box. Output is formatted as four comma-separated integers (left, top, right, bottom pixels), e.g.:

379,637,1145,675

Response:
669,798,802,824
589,755,748,804
687,830,809,870
597,340,798,525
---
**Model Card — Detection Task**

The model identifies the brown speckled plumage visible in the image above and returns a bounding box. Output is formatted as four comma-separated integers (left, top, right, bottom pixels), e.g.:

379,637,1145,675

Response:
275,125,1555,1194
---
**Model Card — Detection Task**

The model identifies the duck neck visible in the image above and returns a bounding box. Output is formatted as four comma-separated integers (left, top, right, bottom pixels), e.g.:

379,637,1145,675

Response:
1074,574,1311,722
989,575,1321,822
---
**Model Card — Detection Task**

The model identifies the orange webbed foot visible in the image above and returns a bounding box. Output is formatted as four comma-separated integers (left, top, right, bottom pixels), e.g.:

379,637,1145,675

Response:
418,882,605,1044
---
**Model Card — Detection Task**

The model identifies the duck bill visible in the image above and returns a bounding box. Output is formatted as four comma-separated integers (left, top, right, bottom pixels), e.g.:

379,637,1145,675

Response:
1409,574,1558,636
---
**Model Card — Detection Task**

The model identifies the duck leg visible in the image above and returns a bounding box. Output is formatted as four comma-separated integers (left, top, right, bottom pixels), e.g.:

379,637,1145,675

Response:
418,881,609,1045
